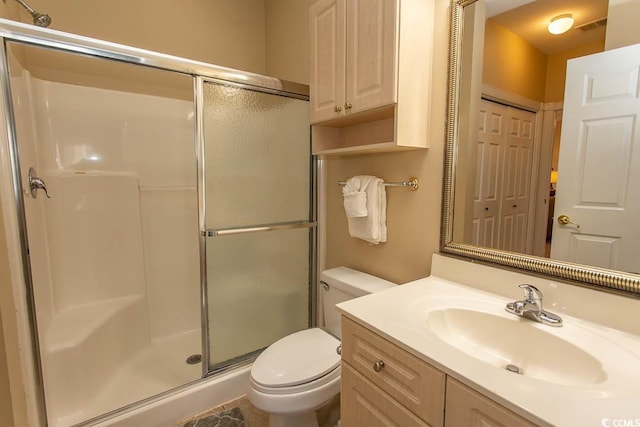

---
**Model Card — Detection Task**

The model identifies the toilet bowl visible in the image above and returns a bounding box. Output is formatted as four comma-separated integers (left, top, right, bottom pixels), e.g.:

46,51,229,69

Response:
247,267,395,427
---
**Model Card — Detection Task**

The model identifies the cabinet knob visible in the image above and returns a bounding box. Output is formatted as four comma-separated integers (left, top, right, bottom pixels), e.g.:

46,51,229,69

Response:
334,105,342,112
344,101,353,110
373,360,385,372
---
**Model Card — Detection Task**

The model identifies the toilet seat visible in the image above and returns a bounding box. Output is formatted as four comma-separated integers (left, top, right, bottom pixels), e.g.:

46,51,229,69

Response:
251,328,340,389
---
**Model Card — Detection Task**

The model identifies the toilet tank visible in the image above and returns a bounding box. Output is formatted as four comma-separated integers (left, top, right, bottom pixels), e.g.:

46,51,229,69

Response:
320,267,395,338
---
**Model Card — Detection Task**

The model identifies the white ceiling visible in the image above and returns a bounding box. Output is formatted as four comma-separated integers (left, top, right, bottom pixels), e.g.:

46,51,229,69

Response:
488,0,609,55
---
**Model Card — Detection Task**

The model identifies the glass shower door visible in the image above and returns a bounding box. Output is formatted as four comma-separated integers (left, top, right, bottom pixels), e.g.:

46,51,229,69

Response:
202,80,312,370
3,41,200,425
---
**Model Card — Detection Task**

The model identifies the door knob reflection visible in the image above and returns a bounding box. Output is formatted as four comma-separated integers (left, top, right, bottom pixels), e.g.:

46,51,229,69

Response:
557,214,580,229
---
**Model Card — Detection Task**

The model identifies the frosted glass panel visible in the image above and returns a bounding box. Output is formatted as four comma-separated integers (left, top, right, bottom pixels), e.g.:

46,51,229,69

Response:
203,81,311,370
207,229,310,367
203,83,310,229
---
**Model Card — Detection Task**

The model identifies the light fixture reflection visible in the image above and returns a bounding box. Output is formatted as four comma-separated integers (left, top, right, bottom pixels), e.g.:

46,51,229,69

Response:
548,14,574,35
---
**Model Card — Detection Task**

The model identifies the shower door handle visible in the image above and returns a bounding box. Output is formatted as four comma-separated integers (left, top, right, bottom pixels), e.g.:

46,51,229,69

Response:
28,167,51,199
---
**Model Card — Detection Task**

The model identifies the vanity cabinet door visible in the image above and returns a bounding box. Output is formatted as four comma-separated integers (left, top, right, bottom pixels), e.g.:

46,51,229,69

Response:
444,378,538,427
342,362,429,427
342,316,445,426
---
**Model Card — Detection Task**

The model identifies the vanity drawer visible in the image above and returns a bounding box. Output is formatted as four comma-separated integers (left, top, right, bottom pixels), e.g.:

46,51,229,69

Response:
341,362,430,427
445,378,538,427
341,316,445,426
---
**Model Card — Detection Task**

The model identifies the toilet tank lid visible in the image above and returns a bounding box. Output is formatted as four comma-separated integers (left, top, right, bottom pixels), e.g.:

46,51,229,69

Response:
320,267,396,297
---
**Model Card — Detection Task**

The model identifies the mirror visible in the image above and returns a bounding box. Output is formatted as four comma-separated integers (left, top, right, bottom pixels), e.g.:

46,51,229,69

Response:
442,0,640,296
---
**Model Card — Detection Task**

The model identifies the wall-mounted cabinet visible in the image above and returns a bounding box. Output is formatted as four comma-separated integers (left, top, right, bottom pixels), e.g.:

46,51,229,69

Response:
309,0,434,155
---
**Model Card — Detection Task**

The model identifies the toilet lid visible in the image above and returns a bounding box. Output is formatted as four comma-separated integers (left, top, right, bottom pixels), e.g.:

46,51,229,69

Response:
251,328,341,388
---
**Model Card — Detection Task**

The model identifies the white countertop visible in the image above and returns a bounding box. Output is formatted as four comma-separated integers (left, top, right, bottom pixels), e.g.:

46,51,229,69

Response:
337,274,640,427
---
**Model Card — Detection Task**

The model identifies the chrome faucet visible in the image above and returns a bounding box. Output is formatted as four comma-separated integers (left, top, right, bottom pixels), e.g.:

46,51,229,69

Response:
505,284,562,327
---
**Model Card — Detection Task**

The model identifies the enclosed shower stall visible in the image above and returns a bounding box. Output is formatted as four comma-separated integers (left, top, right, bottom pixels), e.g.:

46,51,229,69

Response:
0,21,314,426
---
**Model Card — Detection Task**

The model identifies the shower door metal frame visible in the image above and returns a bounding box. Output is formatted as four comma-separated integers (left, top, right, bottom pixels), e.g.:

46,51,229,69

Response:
0,18,314,427
197,75,316,375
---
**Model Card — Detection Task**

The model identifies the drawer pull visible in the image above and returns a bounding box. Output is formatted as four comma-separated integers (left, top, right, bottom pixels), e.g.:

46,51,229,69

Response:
373,360,385,372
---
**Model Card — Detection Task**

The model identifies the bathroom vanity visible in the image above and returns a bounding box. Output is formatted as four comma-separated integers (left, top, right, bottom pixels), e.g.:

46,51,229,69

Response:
337,254,640,427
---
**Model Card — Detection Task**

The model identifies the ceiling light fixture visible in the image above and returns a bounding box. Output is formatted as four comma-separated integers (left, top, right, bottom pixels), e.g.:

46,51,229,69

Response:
548,14,574,35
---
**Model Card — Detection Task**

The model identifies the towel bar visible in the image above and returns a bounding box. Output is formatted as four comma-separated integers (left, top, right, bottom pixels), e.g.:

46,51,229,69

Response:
338,177,419,191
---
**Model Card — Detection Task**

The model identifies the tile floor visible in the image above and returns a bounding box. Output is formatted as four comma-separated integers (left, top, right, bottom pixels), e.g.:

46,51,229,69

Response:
174,397,268,427
182,406,247,427
175,395,340,427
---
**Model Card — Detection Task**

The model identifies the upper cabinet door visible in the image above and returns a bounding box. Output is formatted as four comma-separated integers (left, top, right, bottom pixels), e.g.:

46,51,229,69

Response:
346,0,397,115
310,0,346,124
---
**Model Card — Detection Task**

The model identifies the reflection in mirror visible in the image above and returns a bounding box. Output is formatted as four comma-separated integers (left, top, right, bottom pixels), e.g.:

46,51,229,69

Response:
443,0,640,295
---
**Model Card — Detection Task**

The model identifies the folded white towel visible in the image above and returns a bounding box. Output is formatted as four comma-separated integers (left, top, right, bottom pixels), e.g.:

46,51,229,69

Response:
345,176,387,244
342,177,368,218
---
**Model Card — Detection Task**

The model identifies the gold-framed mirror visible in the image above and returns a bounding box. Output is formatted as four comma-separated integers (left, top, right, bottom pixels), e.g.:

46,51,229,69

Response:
441,0,640,296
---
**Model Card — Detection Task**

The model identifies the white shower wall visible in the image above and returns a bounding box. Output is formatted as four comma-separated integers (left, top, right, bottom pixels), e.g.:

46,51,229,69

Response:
27,74,200,340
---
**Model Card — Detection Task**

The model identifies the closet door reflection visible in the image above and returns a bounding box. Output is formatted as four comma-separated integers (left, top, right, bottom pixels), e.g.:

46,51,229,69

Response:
203,82,311,370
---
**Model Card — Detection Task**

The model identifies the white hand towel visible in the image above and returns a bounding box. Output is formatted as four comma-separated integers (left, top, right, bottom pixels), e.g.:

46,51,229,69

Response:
345,176,387,244
342,177,368,218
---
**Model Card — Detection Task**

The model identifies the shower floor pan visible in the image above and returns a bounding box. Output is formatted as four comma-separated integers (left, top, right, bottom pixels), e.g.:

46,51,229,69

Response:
43,296,201,427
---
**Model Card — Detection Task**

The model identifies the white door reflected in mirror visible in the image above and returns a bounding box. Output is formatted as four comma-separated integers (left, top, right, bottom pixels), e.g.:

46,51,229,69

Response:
550,44,640,274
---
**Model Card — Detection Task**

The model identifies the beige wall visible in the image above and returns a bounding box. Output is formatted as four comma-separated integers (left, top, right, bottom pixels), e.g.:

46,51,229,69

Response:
0,205,23,427
25,0,267,75
324,0,449,285
606,0,640,50
265,0,315,84
482,19,547,102
483,19,605,103
0,304,15,427
544,41,605,102
0,0,20,21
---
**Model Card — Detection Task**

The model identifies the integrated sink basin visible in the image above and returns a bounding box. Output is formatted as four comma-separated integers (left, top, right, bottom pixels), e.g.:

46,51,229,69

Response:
408,288,640,396
426,307,607,387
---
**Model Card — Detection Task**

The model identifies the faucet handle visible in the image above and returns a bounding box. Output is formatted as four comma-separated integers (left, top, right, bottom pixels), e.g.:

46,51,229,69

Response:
518,284,542,304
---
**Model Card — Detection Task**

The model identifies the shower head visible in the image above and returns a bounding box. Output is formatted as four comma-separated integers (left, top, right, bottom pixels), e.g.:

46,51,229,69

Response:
11,0,51,27
32,12,51,27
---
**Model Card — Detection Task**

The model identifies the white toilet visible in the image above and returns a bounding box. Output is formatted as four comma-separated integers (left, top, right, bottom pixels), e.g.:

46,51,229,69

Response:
247,267,395,427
